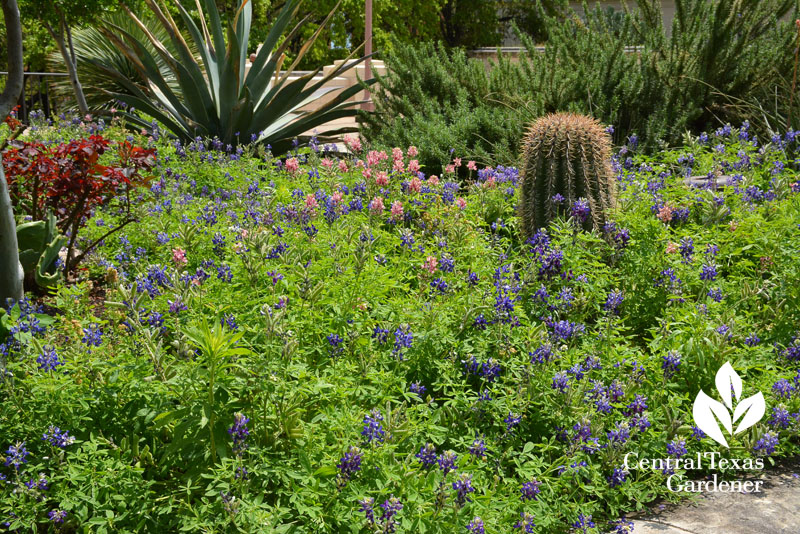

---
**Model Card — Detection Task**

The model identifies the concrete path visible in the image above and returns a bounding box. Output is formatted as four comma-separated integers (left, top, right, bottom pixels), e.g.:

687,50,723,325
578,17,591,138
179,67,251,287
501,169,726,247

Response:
631,457,800,533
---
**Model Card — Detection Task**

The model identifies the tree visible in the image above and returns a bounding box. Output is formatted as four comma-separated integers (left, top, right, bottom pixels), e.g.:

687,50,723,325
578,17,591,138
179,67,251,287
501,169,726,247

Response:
19,0,119,114
0,0,25,305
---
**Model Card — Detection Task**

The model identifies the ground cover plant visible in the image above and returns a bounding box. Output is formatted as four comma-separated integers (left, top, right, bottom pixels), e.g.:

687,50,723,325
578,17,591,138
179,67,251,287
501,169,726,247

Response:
1,116,800,533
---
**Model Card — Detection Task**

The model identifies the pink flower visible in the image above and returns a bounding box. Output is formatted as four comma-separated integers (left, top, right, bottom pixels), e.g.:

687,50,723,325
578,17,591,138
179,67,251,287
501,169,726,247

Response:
408,160,421,174
356,159,365,168
407,145,419,157
729,220,738,232
665,242,679,254
467,160,477,171
393,159,405,173
408,177,422,193
392,147,403,161
331,191,343,204
453,157,462,168
445,164,455,175
657,204,674,223
321,157,335,169
456,197,467,210
428,175,440,186
483,176,496,189
172,248,187,266
369,196,385,214
422,256,438,274
366,150,387,167
362,168,373,180
390,200,404,220
376,171,389,186
344,134,362,152
305,194,318,210
285,157,300,174
338,160,349,173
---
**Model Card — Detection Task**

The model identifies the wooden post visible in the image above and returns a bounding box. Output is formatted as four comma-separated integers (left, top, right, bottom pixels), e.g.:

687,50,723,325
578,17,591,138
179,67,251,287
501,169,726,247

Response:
363,0,373,111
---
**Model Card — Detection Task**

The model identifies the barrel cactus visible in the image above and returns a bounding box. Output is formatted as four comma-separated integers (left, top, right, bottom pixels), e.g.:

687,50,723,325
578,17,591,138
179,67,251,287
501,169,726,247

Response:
518,112,616,238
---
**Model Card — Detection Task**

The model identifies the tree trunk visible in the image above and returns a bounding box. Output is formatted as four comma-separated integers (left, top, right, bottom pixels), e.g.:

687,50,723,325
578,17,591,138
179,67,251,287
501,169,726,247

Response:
46,14,89,115
0,0,25,306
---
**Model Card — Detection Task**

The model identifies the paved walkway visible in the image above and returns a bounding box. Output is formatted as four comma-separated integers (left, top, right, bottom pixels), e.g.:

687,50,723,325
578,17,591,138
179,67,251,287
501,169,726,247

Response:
631,456,800,533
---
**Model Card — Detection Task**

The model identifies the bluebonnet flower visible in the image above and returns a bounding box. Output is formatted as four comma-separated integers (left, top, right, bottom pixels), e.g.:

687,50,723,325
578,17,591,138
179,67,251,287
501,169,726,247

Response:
520,479,541,501
608,517,635,534
468,436,487,458
552,371,570,393
359,497,375,525
631,413,652,432
169,298,188,314
605,290,624,314
744,333,760,346
430,277,449,294
42,426,75,448
572,513,596,533
473,314,488,330
409,382,427,397
337,445,362,480
467,517,485,534
48,510,67,524
708,287,724,302
25,473,48,490
221,313,238,331
439,255,455,273
700,263,718,281
538,248,564,279
393,326,413,358
466,271,479,286
37,346,63,371
768,406,793,429
530,344,554,364
362,409,386,444
625,395,648,415
504,412,521,432
607,422,631,446
514,512,536,532
773,379,795,399
327,334,344,358
372,326,389,345
217,264,233,282
452,473,476,506
667,439,688,458
416,443,437,467
228,413,250,456
571,198,591,225
662,351,681,378
4,442,29,470
753,432,779,456
550,319,585,341
679,237,694,263
438,450,458,475
379,496,403,532
607,467,627,488
81,324,103,348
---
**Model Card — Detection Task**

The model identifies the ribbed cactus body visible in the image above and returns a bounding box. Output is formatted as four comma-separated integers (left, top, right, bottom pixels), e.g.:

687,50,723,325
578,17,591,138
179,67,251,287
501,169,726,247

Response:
518,113,616,238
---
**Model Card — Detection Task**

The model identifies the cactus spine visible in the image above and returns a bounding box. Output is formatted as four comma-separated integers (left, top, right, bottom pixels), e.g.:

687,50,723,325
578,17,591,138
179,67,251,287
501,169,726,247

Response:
518,112,616,238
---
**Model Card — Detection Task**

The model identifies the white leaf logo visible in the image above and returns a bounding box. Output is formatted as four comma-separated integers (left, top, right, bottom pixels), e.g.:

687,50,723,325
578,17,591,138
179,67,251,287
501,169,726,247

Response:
692,362,766,448
715,361,742,410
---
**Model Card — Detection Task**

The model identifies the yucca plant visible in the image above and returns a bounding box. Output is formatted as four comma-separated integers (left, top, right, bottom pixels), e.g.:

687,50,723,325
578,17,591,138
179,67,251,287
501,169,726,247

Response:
89,0,374,154
47,12,184,110
518,112,615,237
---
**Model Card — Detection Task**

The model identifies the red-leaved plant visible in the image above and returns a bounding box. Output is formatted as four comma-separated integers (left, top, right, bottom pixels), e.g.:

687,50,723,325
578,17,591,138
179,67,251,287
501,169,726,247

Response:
2,135,156,273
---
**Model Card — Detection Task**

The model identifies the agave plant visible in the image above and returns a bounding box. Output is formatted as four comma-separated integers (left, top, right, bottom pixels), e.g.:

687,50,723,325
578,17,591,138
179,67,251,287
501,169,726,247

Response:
90,0,374,154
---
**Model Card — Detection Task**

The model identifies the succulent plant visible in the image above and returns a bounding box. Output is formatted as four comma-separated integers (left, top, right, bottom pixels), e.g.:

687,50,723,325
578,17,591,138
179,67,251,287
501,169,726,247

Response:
518,112,616,238
16,211,65,290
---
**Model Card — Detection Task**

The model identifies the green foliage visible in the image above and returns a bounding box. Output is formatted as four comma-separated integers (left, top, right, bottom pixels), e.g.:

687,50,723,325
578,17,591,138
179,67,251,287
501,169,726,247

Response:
92,0,375,154
15,211,65,290
518,112,616,236
365,0,800,164
2,118,800,531
360,41,533,172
